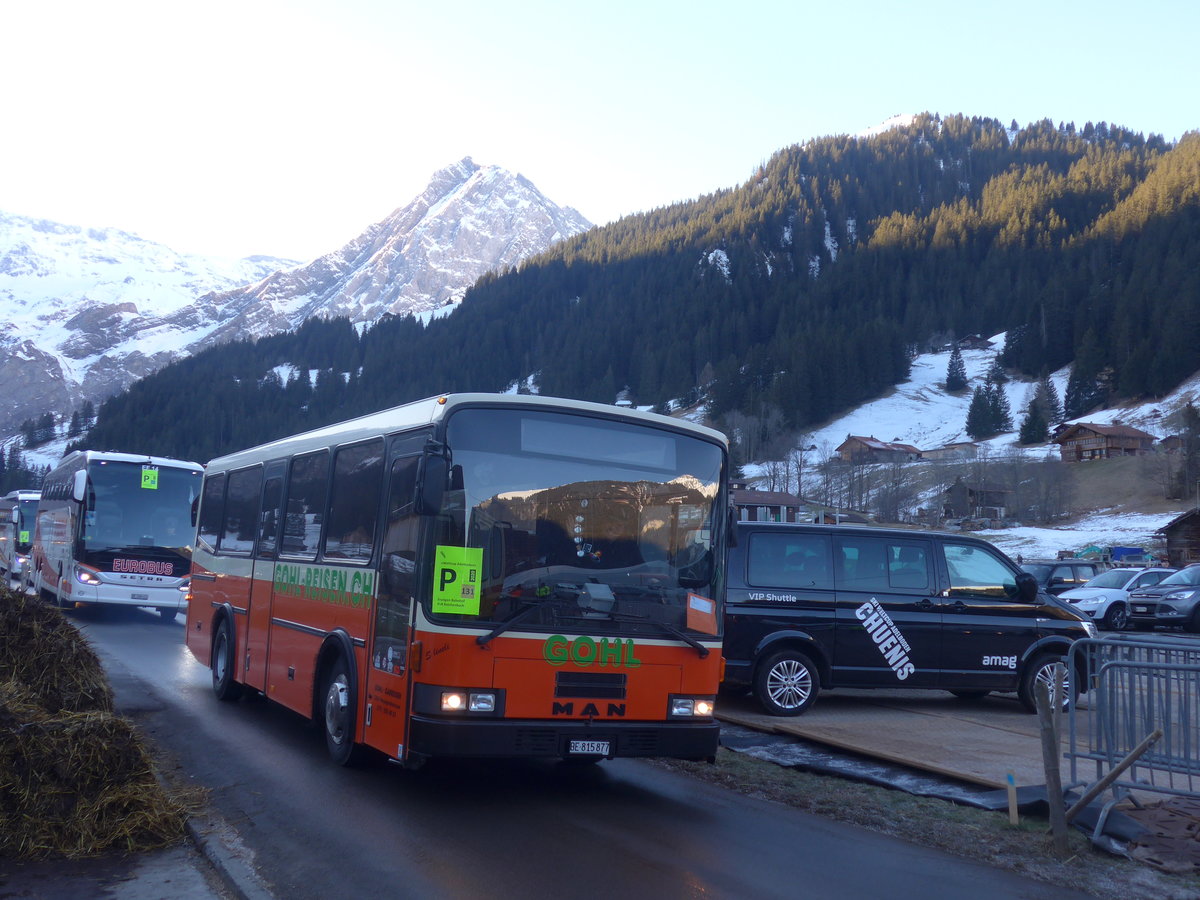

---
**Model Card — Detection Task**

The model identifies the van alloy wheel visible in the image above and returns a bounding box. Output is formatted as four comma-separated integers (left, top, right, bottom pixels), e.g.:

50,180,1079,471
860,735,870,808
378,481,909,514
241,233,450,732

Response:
754,650,819,716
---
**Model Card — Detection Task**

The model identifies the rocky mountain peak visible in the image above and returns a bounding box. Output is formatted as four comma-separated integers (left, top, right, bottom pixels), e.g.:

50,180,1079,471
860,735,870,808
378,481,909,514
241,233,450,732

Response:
0,161,592,440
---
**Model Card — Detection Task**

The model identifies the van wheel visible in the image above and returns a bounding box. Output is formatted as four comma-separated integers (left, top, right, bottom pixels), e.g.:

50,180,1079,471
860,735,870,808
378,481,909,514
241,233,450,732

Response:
1103,604,1128,631
1018,653,1075,713
211,618,244,702
754,649,818,716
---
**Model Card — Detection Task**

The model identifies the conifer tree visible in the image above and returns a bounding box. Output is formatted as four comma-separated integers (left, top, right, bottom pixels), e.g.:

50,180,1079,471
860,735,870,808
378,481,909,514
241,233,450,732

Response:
988,379,1013,433
965,386,992,440
1018,393,1049,444
945,344,968,392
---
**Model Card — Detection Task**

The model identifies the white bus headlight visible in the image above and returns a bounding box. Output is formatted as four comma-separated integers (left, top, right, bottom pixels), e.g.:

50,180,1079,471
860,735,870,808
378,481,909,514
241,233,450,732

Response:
468,692,496,712
441,691,466,711
670,697,716,718
74,563,102,586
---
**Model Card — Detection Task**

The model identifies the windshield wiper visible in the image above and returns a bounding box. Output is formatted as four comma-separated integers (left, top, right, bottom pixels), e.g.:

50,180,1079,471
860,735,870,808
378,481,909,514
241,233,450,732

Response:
476,601,543,648
606,611,709,658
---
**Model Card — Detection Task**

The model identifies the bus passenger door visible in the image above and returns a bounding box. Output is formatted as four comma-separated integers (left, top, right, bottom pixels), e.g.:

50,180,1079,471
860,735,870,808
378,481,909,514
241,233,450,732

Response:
363,450,422,760
245,462,284,692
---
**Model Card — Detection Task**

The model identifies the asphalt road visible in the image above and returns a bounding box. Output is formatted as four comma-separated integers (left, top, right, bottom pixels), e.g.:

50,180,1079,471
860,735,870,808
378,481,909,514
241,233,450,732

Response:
74,605,1097,900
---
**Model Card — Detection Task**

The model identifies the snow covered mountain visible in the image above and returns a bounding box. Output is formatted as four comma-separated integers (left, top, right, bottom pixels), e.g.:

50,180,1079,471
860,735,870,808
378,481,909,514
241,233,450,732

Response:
0,158,592,438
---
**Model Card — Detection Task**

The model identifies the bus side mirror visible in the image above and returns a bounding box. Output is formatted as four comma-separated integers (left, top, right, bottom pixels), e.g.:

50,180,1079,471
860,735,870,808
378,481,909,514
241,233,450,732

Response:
727,507,738,547
416,453,448,516
72,470,88,503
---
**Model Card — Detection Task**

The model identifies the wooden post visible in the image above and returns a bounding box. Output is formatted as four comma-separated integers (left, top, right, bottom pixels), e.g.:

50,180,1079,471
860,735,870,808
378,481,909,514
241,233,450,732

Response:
1036,664,1070,856
1006,770,1019,826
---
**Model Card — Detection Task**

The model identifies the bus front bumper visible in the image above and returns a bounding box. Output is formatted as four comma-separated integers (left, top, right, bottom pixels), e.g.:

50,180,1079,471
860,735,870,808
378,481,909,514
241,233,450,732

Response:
408,715,720,762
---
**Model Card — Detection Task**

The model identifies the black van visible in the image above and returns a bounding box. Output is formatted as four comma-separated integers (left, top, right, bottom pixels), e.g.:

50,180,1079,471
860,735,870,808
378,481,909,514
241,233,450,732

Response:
724,522,1096,715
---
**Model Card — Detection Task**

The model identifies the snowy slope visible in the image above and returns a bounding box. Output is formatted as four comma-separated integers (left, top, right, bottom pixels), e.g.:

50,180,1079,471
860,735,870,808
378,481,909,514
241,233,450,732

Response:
752,333,1200,559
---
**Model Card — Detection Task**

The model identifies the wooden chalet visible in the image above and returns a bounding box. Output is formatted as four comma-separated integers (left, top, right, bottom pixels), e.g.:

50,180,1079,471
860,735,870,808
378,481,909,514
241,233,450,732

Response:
956,334,994,351
730,482,809,523
1156,509,1200,567
921,441,978,461
835,435,922,464
1054,423,1156,462
941,476,1013,520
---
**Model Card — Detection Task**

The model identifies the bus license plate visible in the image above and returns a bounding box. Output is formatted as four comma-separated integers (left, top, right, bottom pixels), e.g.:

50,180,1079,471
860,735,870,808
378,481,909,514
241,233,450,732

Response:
569,740,609,755
132,593,149,601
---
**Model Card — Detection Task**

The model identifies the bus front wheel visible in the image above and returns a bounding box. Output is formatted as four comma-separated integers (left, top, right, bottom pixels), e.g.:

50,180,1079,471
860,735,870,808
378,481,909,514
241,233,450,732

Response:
211,618,244,702
322,657,368,767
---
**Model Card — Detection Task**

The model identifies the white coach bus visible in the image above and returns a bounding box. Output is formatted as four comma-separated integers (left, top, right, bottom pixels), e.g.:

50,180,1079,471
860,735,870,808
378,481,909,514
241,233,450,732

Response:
29,450,203,619
0,489,40,581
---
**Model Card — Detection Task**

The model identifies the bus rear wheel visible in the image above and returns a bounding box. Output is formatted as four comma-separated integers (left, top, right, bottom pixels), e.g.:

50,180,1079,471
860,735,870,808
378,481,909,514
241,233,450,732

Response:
211,618,244,702
322,657,369,767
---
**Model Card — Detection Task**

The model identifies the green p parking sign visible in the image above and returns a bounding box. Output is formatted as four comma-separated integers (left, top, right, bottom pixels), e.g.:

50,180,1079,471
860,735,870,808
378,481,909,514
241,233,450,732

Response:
432,545,483,614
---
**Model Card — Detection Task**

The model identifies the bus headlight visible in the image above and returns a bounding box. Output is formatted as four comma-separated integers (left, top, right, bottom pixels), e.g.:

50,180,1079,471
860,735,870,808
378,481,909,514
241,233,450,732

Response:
178,577,191,593
74,563,102,586
670,696,716,718
468,692,496,712
440,691,497,712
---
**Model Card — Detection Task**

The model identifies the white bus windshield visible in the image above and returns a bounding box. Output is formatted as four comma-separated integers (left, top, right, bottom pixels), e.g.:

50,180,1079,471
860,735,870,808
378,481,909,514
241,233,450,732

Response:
428,408,725,637
82,461,202,554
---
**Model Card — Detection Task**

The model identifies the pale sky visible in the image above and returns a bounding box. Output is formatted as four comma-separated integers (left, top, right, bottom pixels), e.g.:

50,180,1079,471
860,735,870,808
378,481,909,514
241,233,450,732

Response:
2,0,1195,262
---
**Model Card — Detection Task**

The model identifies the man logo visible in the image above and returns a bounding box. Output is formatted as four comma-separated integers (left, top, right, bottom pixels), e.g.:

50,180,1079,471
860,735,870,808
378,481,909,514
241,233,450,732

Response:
983,655,1017,669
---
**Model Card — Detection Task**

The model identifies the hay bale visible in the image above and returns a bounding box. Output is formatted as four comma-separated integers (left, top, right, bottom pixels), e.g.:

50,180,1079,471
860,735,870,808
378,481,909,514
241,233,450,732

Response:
0,585,194,858
0,710,190,857
0,585,113,714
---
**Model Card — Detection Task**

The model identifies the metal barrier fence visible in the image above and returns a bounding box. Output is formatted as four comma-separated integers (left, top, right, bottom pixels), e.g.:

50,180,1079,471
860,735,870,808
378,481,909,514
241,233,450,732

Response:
1066,633,1200,803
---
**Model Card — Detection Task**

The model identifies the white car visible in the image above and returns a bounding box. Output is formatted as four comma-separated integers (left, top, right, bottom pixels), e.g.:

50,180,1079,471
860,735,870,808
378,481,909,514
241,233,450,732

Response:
1060,567,1176,630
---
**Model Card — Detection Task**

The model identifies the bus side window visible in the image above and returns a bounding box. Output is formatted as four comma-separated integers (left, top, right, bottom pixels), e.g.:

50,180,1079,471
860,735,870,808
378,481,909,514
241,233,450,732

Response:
374,456,420,673
220,467,263,554
323,439,384,563
257,468,284,559
282,450,329,560
197,474,226,553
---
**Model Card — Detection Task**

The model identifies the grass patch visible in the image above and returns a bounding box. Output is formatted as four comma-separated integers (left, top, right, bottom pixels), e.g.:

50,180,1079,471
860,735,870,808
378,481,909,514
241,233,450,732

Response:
654,749,1200,900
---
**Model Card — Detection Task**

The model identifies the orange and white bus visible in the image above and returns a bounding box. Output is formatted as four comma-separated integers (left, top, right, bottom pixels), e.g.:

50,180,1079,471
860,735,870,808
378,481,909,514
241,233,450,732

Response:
187,393,729,766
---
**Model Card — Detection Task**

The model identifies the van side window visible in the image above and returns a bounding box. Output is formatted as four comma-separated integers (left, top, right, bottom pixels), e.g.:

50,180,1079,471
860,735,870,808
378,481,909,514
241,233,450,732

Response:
836,537,890,593
220,467,263,554
747,532,832,589
834,537,932,593
282,450,329,560
887,543,931,591
197,474,226,552
943,543,1018,599
324,439,385,563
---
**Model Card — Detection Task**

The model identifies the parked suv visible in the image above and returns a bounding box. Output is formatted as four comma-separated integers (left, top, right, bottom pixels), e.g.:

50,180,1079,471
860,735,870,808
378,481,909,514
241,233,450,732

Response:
724,523,1096,716
1019,559,1105,596
1127,564,1200,631
1059,567,1175,631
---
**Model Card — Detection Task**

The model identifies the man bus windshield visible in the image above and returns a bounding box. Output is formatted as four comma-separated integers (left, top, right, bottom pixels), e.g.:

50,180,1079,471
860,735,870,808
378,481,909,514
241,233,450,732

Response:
421,408,724,640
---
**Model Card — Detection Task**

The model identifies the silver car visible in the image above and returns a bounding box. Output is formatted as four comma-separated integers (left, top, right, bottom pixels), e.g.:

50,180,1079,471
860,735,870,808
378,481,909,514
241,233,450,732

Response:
1059,566,1175,630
